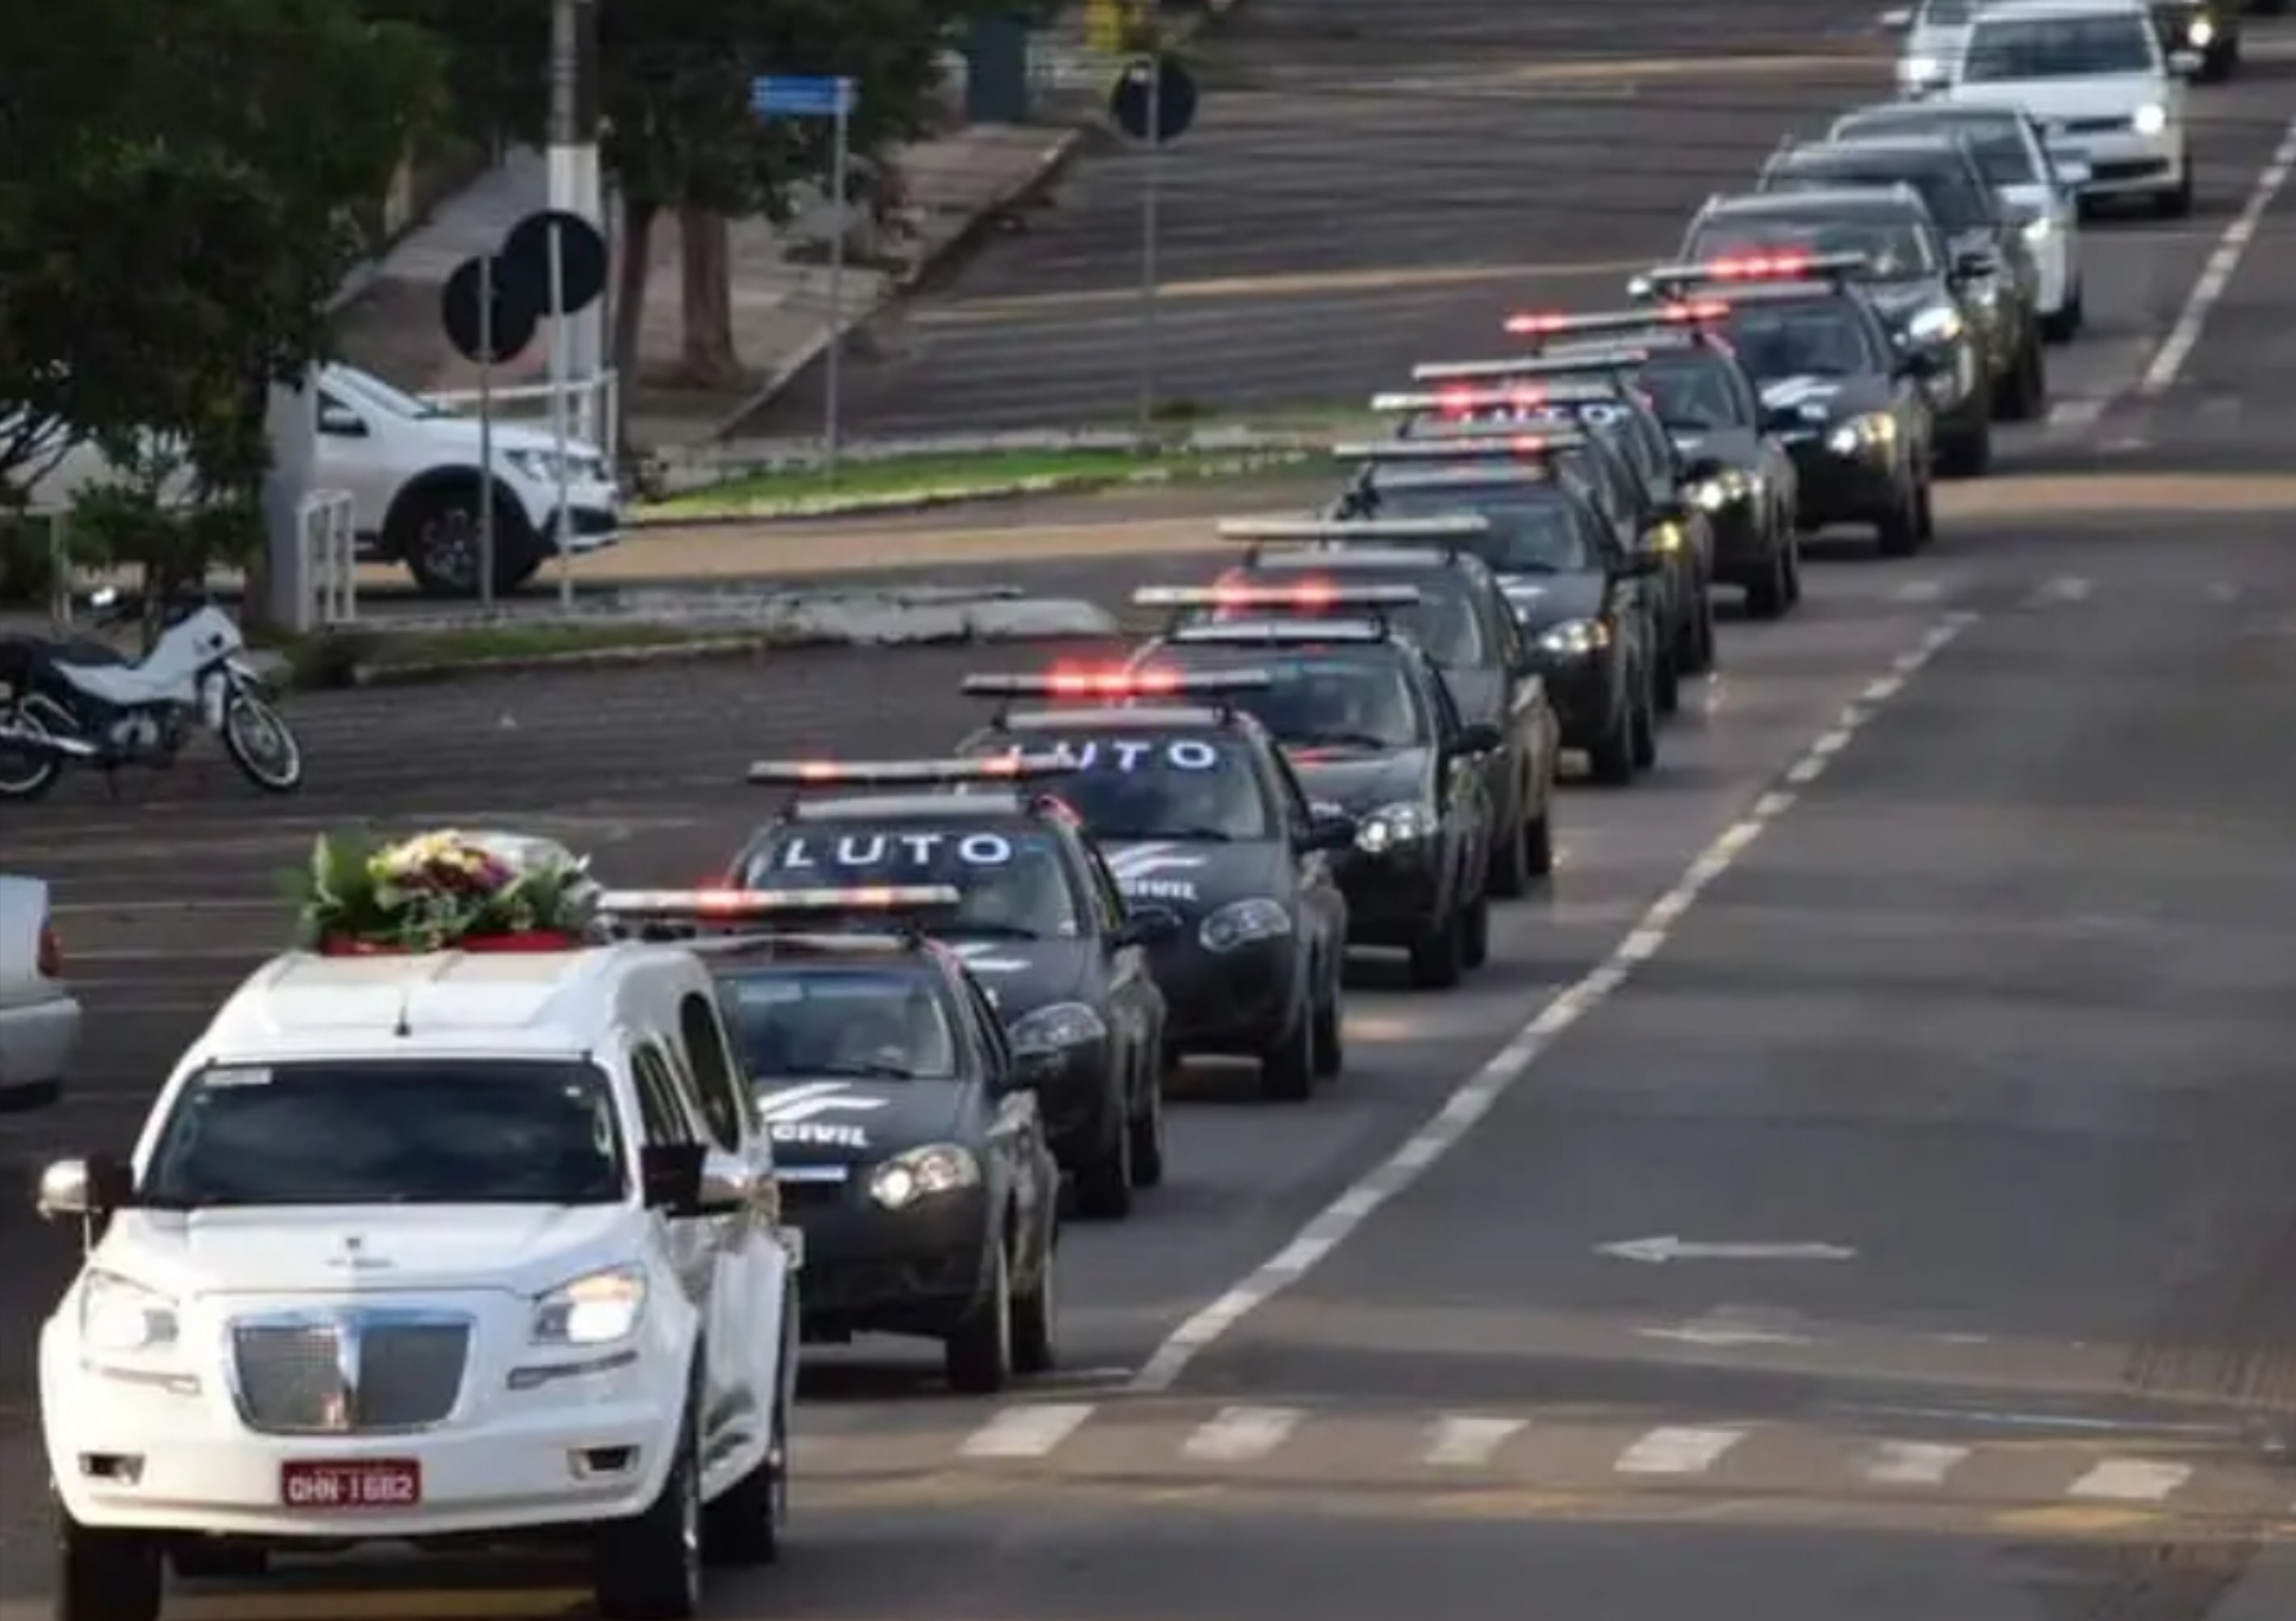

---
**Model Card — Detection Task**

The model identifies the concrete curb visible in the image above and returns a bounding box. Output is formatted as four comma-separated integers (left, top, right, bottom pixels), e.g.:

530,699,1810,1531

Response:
707,125,1091,443
310,594,1122,689
630,448,1315,528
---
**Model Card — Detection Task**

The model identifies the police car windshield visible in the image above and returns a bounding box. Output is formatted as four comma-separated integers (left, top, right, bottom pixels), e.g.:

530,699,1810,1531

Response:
1634,353,1752,431
1374,483,1597,573
1841,114,2037,184
742,824,1078,940
1963,14,2157,79
141,1060,624,1209
1237,568,1486,664
1176,651,1428,750
1687,216,1938,279
719,966,958,1082
1724,303,1877,379
1774,155,1987,233
1019,732,1274,842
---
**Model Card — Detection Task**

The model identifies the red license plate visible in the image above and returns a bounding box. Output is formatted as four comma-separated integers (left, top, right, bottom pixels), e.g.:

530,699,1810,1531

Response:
279,1459,421,1509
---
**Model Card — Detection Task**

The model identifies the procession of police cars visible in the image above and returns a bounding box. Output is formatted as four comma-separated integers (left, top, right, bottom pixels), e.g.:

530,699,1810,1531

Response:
21,2,2230,1617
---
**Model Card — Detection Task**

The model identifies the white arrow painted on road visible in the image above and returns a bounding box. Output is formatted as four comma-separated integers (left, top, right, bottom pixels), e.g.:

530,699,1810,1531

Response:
1598,1236,1857,1264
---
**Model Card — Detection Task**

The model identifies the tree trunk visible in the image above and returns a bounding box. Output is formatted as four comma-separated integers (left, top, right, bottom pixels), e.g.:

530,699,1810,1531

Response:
677,207,742,388
611,195,656,468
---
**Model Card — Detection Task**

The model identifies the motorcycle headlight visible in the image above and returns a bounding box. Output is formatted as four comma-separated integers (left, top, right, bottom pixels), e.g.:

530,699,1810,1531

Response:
2133,103,2168,136
80,1271,180,1357
1827,413,1898,456
532,1265,647,1346
1200,898,1292,952
1539,617,1610,657
1008,1000,1107,1055
870,1144,981,1210
1907,304,1965,344
1357,802,1435,854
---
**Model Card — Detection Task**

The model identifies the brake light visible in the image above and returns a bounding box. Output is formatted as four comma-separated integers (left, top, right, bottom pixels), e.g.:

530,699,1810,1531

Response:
36,922,59,979
1704,252,1808,279
1503,313,1572,335
1211,581,1340,609
1662,299,1731,322
1045,664,1183,697
1437,383,1547,413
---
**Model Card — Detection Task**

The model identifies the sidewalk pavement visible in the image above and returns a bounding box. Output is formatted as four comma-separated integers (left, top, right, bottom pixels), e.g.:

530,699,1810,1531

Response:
328,11,1117,463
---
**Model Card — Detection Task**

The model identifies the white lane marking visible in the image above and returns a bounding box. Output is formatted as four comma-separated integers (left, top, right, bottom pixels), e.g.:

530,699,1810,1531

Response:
1128,611,1981,1394
2047,399,2106,431
2139,119,2296,395
2068,1459,2193,1501
1863,1441,1970,1486
1181,1406,1302,1463
1892,579,1944,602
1424,1415,1528,1467
959,1403,1096,1459
2031,575,2093,606
1615,1426,1747,1475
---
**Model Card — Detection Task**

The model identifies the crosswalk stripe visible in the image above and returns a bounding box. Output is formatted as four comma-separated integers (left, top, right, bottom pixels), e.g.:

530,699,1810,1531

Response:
1614,1425,1745,1475
1182,1406,1302,1463
1422,1415,1526,1467
2068,1459,2192,1501
960,1403,1097,1459
1861,1441,1969,1486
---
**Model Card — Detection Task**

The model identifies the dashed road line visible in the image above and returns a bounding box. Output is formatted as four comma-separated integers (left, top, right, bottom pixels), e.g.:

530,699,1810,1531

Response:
1863,1441,1971,1486
1182,1406,1303,1463
1129,610,1981,1394
1615,1426,1748,1476
2070,1460,2195,1501
958,1402,1095,1459
1424,1415,1528,1467
2139,118,2296,396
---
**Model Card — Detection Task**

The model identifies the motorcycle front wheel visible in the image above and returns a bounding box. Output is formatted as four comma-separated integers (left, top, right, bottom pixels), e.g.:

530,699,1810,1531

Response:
222,691,304,792
0,700,66,801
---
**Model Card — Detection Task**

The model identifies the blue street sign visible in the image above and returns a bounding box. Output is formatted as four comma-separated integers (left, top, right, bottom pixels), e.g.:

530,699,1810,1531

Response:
750,75,856,118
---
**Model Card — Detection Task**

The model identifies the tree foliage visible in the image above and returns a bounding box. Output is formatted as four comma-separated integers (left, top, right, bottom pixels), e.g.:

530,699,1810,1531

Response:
0,0,439,533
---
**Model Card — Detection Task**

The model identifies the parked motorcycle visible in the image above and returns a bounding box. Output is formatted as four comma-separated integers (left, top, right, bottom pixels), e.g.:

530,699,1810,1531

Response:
0,587,303,799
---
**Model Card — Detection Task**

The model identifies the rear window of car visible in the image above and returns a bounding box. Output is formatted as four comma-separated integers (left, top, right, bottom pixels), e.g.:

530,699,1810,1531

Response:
1772,149,1990,232
1839,114,2036,185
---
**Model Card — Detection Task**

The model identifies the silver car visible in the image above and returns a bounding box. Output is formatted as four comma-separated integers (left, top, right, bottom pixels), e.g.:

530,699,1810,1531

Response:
1883,0,1987,96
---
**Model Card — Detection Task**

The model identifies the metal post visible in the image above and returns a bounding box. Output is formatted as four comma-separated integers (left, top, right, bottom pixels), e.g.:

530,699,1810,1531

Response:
1137,57,1163,435
824,88,849,481
478,254,497,613
548,0,605,392
549,223,574,609
260,377,316,630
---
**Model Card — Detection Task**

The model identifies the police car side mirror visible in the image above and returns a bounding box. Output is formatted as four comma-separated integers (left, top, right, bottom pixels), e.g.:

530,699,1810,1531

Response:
36,1156,131,1221
1114,906,1182,948
1897,347,1941,379
1760,406,1801,435
1302,811,1357,852
1446,721,1505,758
1950,250,1993,283
639,1143,707,1213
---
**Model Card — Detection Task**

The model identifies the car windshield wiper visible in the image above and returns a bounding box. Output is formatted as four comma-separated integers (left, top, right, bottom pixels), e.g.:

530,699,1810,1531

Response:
1141,826,1235,842
814,1061,917,1080
1499,560,1563,575
940,921,1041,940
1288,730,1395,750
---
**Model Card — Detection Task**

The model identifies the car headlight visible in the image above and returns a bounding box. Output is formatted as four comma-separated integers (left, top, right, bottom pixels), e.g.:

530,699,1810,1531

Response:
1200,898,1292,952
1907,304,1965,344
870,1145,981,1210
1008,1000,1107,1055
1691,470,1751,510
80,1271,180,1357
2133,103,2168,136
1539,617,1610,657
532,1265,647,1346
1827,413,1898,455
1356,802,1435,853
2188,17,2214,45
1647,519,1686,553
1901,55,1940,84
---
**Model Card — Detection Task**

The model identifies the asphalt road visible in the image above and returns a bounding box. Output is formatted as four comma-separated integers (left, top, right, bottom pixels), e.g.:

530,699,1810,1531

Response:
13,16,2296,1621
741,6,2296,442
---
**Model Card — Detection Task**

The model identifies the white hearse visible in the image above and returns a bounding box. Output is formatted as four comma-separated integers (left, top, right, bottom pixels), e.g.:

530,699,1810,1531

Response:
35,940,797,1621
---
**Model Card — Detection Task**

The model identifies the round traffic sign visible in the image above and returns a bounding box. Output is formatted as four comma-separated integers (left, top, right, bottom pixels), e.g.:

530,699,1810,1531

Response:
1110,54,1198,144
440,254,538,366
502,209,609,317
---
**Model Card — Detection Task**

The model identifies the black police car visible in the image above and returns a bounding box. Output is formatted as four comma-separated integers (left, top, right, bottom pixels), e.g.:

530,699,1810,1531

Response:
1197,524,1565,881
956,667,1352,1099
1126,600,1498,986
2150,0,2237,80
1759,135,2045,420
1410,340,1803,618
1371,377,1717,695
1678,193,1994,473
1305,454,1663,783
731,755,1171,1220
595,885,1061,1395
1622,271,1937,556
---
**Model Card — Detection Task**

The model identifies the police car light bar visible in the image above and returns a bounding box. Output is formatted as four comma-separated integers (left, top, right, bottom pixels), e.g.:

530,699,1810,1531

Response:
745,754,1070,787
1337,434,1579,464
1640,251,1868,289
1368,465,1555,492
1167,618,1391,645
597,885,965,921
1405,418,1592,446
1370,379,1619,414
961,667,1275,699
1410,352,1656,385
1213,515,1490,542
1504,302,1730,337
1132,582,1422,609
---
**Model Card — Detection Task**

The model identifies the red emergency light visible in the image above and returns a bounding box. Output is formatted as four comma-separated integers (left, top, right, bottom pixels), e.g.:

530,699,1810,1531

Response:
596,885,965,921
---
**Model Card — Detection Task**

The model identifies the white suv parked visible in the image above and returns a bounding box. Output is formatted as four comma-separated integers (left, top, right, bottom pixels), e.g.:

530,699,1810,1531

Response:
36,940,796,1621
314,363,623,598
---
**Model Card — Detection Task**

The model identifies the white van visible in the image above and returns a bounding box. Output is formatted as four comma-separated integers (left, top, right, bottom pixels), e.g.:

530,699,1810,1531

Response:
35,940,797,1621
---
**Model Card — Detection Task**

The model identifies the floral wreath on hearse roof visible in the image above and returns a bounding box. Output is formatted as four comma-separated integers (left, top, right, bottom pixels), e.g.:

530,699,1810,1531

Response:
285,828,598,955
